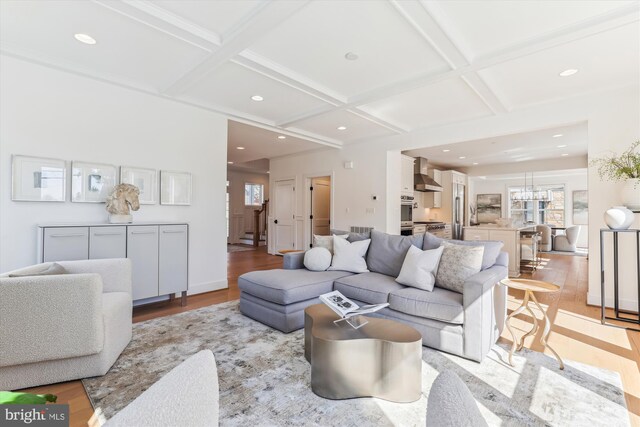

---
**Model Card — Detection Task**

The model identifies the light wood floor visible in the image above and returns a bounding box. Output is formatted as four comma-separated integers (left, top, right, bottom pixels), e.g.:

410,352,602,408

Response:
19,247,640,427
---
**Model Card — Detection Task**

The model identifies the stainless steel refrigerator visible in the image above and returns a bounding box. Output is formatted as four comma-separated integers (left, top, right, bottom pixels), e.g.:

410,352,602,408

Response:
452,183,465,240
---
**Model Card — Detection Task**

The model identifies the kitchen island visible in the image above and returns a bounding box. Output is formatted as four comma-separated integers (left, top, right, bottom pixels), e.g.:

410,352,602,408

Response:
463,224,536,277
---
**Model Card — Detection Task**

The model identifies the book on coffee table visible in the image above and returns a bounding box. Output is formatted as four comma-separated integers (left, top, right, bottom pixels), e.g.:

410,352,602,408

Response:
319,291,389,329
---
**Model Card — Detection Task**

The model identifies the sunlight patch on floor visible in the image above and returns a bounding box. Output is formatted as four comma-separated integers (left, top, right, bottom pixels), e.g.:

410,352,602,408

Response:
553,309,633,351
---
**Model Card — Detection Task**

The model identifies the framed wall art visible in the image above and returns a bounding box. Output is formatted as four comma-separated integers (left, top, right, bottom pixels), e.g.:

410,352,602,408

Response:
160,170,192,206
477,193,502,224
71,161,117,203
120,166,157,204
12,155,67,202
573,190,588,225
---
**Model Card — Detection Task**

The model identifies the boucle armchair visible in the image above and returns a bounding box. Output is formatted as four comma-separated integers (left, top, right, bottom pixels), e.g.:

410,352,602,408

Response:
554,226,581,252
0,259,132,390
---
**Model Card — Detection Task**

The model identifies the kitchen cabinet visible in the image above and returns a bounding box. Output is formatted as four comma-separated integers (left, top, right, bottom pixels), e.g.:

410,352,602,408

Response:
37,222,189,305
423,169,442,208
401,155,415,196
463,225,530,277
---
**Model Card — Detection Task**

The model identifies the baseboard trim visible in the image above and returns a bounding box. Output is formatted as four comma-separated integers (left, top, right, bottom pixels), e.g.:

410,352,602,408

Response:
188,279,228,296
587,292,639,313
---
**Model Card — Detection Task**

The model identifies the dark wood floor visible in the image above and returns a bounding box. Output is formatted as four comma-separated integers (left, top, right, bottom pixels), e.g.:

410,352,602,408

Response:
20,248,640,426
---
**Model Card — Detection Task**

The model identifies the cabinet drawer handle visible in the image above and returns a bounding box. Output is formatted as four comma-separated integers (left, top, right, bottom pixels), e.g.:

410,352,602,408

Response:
131,231,156,235
162,230,185,234
49,233,85,238
93,232,123,236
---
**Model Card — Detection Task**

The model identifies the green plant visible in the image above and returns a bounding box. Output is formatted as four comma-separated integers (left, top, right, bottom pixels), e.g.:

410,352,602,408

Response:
590,140,640,182
0,391,57,404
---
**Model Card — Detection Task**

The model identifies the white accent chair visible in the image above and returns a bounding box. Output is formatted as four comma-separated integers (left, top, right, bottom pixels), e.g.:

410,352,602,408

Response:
536,225,553,252
554,226,581,252
0,259,132,390
105,350,219,427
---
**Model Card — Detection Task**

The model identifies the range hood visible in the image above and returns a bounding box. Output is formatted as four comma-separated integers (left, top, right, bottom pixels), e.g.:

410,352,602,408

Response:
413,157,443,192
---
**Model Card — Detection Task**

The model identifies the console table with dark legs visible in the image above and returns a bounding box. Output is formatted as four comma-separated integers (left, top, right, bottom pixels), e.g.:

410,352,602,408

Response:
599,228,640,332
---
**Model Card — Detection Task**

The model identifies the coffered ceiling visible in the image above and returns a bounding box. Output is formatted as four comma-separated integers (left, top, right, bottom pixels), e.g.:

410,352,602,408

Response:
404,123,588,168
1,0,638,149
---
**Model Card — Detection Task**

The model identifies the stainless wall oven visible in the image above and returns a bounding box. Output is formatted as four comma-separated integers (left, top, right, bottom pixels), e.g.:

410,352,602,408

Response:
401,195,414,234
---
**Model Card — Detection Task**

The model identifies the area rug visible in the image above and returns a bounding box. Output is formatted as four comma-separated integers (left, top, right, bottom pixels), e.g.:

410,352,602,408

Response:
83,301,629,426
227,244,256,253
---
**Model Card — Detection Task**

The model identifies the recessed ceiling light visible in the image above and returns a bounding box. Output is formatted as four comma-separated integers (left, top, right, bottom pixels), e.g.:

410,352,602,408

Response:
459,156,466,159
236,147,245,150
552,134,563,138
557,144,567,148
559,69,578,77
337,126,347,130
250,95,264,102
442,149,451,152
473,162,479,165
561,153,569,156
344,52,359,61
74,33,96,45
277,135,286,140
227,161,234,164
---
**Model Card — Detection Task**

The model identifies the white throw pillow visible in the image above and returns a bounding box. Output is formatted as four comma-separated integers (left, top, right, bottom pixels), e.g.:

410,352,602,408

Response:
328,237,371,273
395,245,444,291
313,234,349,254
303,247,332,271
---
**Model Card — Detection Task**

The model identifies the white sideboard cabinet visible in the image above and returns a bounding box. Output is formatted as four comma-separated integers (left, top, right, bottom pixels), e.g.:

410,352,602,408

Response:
38,223,189,305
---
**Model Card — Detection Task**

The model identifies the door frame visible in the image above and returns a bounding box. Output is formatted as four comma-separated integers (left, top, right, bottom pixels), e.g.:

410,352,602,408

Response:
270,176,297,255
304,171,335,250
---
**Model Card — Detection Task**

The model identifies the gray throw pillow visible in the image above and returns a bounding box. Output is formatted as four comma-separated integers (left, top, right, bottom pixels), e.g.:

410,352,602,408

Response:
366,230,425,278
8,263,67,277
423,232,502,271
435,242,484,293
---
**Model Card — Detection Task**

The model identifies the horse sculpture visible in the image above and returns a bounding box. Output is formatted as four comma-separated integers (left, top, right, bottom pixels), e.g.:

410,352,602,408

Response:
106,183,140,223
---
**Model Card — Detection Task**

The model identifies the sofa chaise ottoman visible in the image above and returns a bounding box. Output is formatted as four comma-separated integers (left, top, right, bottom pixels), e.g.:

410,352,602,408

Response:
239,230,508,362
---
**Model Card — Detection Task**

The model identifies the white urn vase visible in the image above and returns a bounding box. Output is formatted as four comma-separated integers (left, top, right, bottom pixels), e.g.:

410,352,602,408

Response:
621,178,640,211
604,206,634,230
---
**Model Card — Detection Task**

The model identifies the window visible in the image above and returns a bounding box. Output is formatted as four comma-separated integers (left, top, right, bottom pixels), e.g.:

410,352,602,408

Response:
245,183,264,206
508,185,565,227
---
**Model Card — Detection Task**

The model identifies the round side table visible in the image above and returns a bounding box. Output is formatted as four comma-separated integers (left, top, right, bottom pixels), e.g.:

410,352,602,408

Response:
501,278,564,370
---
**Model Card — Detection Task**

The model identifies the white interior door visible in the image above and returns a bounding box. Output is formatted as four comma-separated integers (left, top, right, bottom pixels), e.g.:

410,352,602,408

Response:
274,179,295,252
311,177,331,237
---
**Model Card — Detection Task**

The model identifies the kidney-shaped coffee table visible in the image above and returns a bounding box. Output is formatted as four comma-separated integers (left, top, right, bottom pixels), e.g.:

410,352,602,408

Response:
304,304,422,403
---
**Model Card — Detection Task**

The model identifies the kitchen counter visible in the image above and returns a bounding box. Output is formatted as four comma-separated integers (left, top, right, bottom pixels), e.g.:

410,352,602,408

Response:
463,225,533,277
465,224,535,231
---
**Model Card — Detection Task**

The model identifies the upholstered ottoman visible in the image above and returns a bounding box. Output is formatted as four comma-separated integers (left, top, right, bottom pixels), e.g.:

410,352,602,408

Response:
238,269,354,332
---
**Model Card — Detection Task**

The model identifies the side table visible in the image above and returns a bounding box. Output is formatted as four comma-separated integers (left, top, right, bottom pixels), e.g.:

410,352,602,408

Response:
501,278,564,370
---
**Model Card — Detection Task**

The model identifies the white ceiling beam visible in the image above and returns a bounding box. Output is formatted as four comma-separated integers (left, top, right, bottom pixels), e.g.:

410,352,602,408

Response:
281,1,639,125
399,0,508,114
161,0,310,96
95,0,404,136
92,0,220,50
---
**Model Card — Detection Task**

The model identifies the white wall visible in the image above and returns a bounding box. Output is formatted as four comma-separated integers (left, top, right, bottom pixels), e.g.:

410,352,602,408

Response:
270,85,639,310
226,169,269,243
0,56,229,295
470,171,589,248
269,142,392,252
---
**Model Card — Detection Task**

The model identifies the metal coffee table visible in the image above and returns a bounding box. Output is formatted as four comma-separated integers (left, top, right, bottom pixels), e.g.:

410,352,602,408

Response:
304,304,422,402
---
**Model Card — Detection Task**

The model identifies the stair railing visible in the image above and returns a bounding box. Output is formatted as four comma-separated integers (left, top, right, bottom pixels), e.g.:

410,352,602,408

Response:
253,200,269,247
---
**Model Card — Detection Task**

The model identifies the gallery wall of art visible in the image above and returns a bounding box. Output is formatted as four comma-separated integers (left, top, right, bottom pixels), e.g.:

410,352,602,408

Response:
0,55,229,296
